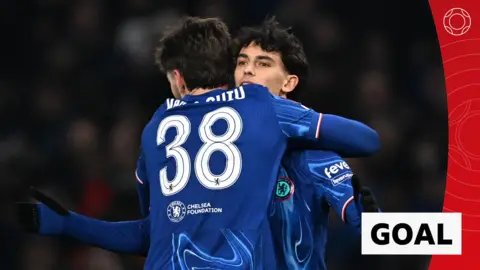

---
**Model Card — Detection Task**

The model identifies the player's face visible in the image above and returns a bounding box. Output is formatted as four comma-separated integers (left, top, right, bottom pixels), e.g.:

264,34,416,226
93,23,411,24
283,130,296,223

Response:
234,43,298,97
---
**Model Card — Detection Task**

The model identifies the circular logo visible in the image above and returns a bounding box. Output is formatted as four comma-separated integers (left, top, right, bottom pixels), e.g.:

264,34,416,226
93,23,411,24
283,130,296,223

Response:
275,177,295,201
167,200,187,222
443,8,471,36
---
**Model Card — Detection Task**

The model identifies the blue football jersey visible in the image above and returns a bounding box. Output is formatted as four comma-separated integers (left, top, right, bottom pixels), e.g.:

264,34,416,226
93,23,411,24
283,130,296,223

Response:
269,150,361,270
137,84,325,270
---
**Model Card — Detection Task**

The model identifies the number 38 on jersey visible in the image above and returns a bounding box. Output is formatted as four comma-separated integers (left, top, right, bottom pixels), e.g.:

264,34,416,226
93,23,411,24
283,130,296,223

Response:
156,107,243,196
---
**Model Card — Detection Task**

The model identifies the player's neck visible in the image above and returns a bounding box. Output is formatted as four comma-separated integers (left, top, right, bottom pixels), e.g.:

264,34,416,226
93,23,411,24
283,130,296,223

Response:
187,85,229,96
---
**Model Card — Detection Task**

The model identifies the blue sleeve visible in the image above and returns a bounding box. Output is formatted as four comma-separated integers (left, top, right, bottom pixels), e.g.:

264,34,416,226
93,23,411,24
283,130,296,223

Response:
297,151,362,231
136,151,150,217
37,205,150,255
270,95,380,157
63,214,150,255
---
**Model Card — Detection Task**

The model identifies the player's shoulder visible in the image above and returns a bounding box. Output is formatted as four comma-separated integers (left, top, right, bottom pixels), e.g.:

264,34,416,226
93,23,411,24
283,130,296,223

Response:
140,102,169,142
241,83,269,93
149,102,169,124
291,150,353,186
236,83,271,102
269,93,313,112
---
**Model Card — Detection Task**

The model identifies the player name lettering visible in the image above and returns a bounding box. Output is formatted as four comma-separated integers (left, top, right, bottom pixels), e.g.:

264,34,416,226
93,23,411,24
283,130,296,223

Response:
372,223,452,245
206,87,245,103
166,99,187,110
166,87,246,110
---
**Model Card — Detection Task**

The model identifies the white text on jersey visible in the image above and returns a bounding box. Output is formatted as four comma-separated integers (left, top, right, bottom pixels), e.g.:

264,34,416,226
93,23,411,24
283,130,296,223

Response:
166,99,187,110
166,87,246,110
324,161,350,179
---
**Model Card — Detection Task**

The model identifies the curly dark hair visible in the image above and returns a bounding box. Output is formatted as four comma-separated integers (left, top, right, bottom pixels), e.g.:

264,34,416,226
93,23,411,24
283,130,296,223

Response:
155,17,234,90
233,16,309,90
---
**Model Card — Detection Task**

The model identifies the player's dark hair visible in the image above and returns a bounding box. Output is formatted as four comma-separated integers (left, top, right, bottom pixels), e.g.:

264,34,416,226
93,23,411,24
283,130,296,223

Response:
233,16,309,98
155,17,233,90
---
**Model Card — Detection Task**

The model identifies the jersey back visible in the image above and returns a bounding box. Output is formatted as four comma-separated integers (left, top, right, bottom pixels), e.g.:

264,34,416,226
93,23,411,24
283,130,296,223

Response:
141,85,287,270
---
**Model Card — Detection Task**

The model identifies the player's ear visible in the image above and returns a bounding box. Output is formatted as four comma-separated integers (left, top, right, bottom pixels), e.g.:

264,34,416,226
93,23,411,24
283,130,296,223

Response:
173,69,188,95
281,74,299,95
172,70,183,87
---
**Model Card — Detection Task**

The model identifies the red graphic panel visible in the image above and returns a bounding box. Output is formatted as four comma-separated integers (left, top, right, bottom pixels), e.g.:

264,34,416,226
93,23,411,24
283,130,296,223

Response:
429,1,480,269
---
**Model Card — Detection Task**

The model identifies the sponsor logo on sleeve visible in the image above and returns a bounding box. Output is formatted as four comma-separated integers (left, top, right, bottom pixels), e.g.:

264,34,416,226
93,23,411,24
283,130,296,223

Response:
324,161,353,185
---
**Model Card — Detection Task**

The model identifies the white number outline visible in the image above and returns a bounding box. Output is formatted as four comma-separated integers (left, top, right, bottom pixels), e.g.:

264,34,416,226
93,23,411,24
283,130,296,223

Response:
157,107,243,196
157,115,191,196
196,107,243,189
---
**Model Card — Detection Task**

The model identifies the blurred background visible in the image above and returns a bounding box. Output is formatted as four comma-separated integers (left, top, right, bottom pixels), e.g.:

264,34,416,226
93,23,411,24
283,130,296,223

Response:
0,0,447,269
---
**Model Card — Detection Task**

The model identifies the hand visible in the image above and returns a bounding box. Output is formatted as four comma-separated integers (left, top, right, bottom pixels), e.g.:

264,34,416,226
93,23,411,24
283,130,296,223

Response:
351,175,380,212
17,187,70,234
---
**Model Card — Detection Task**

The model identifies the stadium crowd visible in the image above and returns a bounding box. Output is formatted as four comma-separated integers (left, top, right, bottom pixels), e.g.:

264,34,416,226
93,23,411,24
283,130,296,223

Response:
0,0,446,269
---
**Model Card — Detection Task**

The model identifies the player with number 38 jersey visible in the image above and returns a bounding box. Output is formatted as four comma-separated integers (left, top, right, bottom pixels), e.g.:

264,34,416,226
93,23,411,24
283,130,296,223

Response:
13,17,379,270
136,83,378,269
